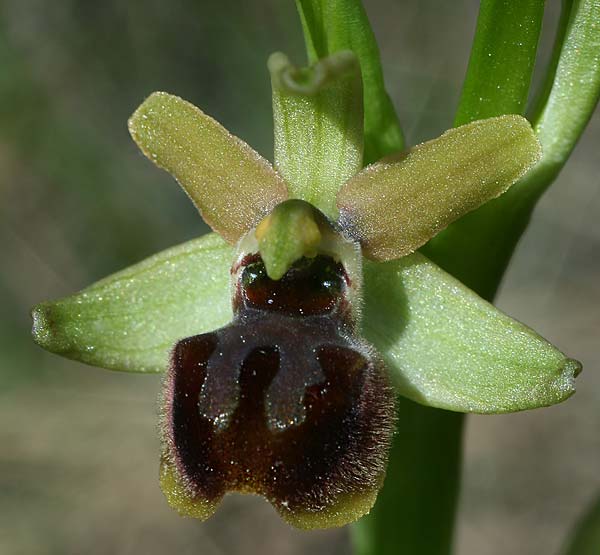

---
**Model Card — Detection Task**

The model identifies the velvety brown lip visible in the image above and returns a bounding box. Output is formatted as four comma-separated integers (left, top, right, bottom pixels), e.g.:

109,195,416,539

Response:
163,254,395,519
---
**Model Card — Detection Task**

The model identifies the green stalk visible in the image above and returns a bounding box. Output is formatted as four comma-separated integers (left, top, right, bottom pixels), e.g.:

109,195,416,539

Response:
454,0,545,126
353,405,463,555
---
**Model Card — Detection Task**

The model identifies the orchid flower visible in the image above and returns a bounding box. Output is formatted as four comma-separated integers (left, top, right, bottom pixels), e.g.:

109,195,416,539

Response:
31,51,580,530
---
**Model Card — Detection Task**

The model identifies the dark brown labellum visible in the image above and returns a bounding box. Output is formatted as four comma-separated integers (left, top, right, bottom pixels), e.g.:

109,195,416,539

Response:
162,254,395,528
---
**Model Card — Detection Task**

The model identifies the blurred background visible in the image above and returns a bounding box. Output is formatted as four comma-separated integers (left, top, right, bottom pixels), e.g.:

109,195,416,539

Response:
1,1,598,554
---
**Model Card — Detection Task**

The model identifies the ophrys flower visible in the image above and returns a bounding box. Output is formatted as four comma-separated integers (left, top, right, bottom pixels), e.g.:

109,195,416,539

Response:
31,52,580,529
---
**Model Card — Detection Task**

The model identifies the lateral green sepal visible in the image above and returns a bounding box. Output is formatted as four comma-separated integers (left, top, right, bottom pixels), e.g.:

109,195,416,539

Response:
31,233,233,372
362,253,580,413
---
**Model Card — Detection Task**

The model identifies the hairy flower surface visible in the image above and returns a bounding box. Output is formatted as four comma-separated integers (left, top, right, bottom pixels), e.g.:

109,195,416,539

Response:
31,52,580,529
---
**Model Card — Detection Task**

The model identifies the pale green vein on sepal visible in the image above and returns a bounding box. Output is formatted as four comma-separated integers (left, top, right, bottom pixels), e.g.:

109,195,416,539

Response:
31,233,233,373
362,254,580,413
296,0,404,162
270,51,363,219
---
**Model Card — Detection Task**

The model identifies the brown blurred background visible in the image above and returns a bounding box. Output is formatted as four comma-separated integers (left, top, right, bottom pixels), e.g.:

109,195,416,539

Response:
1,1,598,554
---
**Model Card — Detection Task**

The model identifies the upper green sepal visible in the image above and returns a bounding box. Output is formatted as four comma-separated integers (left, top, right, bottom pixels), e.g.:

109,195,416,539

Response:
31,233,233,373
362,253,580,413
270,51,363,220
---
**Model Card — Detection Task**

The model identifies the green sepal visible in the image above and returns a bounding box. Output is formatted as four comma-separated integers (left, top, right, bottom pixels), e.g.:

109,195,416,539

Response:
362,253,580,413
338,115,542,261
31,233,233,373
129,92,288,244
270,51,363,220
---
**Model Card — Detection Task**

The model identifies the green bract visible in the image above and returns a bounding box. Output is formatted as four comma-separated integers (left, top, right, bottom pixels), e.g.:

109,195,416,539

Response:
31,48,582,529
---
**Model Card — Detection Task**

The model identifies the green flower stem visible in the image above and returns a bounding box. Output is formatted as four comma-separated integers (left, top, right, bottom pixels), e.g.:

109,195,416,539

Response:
454,0,545,126
295,0,404,163
528,0,574,125
353,405,462,555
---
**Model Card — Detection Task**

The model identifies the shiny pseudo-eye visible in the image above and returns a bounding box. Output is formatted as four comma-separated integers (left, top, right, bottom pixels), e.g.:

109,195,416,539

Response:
161,209,395,530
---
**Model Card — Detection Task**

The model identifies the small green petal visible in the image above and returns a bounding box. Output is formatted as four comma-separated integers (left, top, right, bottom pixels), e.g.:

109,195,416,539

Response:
362,254,580,413
338,115,542,261
31,233,233,373
270,51,363,220
129,92,288,243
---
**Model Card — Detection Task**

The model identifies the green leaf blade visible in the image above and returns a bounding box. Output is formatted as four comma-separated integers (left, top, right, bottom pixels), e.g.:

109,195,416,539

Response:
31,233,233,373
295,0,404,162
270,51,363,219
454,0,545,126
129,92,288,243
363,254,580,413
